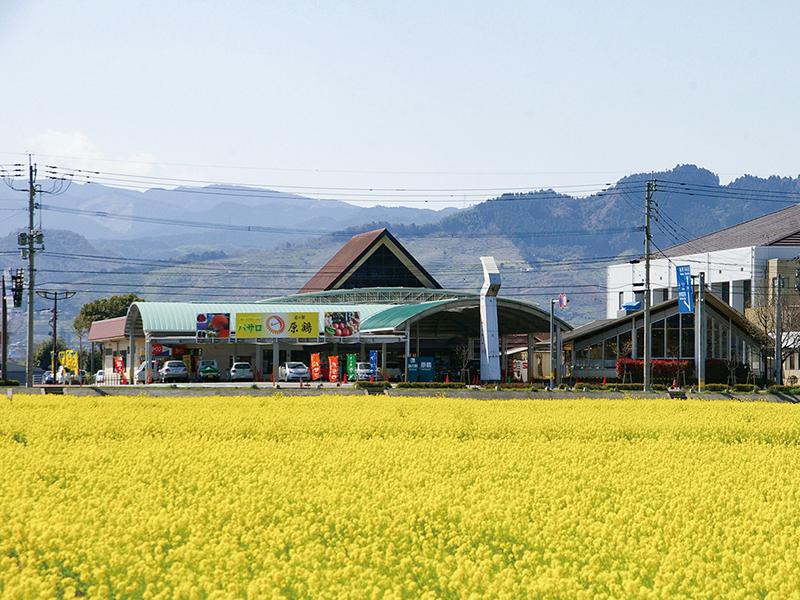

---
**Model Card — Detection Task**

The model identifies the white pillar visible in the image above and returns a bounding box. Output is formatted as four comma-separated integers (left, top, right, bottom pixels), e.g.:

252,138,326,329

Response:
404,323,411,382
272,340,279,384
128,330,136,385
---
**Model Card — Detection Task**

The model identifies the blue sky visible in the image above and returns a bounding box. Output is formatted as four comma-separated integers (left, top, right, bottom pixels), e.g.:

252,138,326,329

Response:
1,1,798,205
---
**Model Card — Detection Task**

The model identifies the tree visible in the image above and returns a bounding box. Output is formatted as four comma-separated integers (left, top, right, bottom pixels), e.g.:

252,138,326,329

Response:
33,338,68,371
72,294,143,333
747,294,800,381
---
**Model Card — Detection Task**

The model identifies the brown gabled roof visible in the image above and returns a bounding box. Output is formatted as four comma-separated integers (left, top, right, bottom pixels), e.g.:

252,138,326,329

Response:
299,228,440,293
88,316,127,342
663,203,800,256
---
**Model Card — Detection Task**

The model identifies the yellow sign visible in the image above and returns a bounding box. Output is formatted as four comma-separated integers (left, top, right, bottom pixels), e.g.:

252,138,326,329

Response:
57,349,79,371
235,313,266,338
235,312,319,339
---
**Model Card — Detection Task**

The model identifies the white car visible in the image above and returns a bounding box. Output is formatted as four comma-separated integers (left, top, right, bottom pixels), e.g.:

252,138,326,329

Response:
159,360,189,383
229,362,254,382
135,360,159,383
356,362,375,381
279,362,310,382
95,370,105,384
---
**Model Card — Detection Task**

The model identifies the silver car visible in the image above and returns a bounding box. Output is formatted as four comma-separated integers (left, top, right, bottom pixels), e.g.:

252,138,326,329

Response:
229,362,253,382
279,361,310,382
159,360,189,383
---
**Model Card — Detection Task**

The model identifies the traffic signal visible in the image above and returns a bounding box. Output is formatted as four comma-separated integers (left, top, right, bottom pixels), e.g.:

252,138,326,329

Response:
10,269,23,308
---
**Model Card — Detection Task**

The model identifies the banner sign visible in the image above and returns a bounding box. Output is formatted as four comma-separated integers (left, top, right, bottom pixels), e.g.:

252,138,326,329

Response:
328,355,339,383
235,312,319,339
324,312,360,337
196,313,230,339
369,350,378,378
310,353,321,381
676,265,694,314
346,353,358,381
58,349,79,372
113,355,124,375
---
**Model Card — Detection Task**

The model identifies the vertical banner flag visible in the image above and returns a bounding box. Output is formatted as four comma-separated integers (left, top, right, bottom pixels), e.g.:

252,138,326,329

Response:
310,353,321,381
676,265,694,314
369,350,378,376
328,356,339,383
347,354,358,381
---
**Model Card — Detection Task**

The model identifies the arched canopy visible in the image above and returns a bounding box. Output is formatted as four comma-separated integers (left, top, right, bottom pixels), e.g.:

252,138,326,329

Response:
122,292,571,340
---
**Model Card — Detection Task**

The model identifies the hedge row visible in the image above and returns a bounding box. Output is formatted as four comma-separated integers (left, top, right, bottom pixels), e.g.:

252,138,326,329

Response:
395,382,467,389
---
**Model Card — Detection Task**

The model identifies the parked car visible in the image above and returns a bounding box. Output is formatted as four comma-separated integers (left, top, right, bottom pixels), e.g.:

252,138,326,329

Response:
135,360,159,383
356,361,375,381
279,362,310,382
384,361,402,381
158,360,189,383
229,362,254,382
95,370,105,384
197,359,221,382
42,370,54,385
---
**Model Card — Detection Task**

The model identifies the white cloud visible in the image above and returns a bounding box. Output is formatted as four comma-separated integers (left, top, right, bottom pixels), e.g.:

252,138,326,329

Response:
26,130,157,178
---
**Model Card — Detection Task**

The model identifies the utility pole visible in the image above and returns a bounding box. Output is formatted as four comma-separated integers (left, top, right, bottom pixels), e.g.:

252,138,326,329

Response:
26,157,36,387
549,299,555,390
695,272,706,391
35,290,75,379
774,275,784,385
643,180,653,392
1,273,6,381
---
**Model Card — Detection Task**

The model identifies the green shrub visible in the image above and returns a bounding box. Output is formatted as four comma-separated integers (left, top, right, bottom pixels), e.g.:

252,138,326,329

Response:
768,385,792,393
395,382,466,389
614,383,644,391
0,379,19,387
733,384,757,393
702,384,729,392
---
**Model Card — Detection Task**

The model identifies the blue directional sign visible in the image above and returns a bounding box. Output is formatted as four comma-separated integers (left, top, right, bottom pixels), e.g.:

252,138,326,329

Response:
369,349,378,375
676,265,694,314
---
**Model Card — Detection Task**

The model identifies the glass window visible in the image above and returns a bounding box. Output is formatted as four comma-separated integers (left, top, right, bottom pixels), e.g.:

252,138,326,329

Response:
603,336,618,361
619,331,632,358
619,291,624,309
721,281,730,304
635,327,644,359
652,319,666,358
706,317,713,358
666,314,680,357
588,344,602,360
720,326,729,359
743,280,752,309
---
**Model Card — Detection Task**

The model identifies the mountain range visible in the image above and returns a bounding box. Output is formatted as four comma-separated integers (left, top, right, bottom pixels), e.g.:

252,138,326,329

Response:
1,163,798,357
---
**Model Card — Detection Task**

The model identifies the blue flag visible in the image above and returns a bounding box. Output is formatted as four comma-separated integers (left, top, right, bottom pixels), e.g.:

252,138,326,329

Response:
369,350,378,374
676,265,694,314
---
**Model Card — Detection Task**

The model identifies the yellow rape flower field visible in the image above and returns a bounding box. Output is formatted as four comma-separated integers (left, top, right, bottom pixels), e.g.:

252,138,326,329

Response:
2,395,800,598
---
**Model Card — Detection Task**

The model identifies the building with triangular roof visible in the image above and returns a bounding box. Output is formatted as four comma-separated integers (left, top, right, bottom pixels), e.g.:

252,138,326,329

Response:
299,228,440,293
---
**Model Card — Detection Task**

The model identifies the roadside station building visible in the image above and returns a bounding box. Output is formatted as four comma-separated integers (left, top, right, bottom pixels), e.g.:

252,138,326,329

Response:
88,228,571,384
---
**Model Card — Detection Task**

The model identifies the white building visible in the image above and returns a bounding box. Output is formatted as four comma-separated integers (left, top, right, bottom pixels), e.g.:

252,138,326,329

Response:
606,205,800,318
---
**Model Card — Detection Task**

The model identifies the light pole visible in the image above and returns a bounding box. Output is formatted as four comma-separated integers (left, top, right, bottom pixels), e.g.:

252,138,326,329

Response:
549,293,568,390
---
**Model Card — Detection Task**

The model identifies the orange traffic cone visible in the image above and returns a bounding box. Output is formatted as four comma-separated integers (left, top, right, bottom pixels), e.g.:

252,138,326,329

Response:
445,373,450,384
671,377,677,389
602,376,606,385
